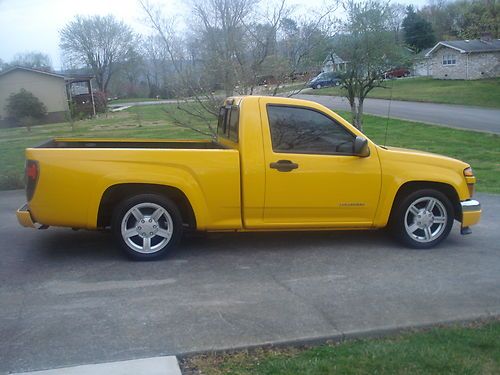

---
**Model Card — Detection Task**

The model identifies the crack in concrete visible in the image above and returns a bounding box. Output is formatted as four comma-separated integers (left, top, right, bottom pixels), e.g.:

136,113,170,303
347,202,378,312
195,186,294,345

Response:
251,256,341,334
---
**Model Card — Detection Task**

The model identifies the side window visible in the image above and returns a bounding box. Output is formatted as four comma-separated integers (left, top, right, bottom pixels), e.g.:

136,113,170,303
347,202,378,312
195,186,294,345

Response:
267,105,355,154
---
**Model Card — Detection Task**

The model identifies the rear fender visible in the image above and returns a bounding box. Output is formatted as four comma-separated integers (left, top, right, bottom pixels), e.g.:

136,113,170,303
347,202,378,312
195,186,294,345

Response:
89,169,208,230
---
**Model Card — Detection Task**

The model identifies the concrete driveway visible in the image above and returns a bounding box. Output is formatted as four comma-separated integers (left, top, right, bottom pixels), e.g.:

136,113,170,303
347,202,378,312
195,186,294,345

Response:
1,190,499,374
297,94,500,134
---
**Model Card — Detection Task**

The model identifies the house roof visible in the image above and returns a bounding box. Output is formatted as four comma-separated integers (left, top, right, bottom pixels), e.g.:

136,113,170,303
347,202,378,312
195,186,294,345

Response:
418,47,432,57
0,66,94,81
323,52,348,64
0,66,66,79
426,39,500,57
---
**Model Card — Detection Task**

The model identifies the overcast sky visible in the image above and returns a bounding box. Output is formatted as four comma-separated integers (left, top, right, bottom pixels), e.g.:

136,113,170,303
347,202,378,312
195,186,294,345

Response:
0,0,428,70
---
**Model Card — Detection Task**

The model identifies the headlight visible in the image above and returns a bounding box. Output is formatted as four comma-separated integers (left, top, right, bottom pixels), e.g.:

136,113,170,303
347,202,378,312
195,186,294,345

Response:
463,167,475,197
463,167,474,177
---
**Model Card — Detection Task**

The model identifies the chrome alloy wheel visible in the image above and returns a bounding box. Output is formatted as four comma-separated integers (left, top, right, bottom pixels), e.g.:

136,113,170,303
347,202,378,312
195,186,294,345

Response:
404,196,448,243
120,202,174,254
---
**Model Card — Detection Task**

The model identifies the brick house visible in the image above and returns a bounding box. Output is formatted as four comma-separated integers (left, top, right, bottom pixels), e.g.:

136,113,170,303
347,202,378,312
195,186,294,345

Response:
424,38,500,80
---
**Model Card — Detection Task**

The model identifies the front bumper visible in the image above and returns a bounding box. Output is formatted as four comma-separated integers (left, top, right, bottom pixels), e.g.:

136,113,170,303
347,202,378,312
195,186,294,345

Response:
16,204,36,228
461,199,481,228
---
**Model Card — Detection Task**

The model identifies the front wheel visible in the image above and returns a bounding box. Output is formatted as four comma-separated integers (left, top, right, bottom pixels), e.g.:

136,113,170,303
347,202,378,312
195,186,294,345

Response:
315,83,322,89
390,189,454,249
112,194,183,260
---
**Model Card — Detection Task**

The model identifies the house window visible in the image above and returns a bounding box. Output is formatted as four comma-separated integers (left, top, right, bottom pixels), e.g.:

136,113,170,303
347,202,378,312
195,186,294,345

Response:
442,54,456,65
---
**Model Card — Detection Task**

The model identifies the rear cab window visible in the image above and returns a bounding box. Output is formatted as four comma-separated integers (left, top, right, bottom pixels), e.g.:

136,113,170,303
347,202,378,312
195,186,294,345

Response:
217,99,239,143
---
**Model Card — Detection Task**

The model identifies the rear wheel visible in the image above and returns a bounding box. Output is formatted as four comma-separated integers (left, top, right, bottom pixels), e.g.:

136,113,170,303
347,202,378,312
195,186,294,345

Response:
390,189,454,249
112,194,182,260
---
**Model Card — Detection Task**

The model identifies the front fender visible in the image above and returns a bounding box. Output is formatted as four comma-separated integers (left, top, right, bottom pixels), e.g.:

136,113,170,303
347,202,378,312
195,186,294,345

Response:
374,147,470,227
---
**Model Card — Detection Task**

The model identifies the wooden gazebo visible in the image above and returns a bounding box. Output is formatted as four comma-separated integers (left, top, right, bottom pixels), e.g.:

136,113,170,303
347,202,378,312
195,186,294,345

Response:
65,74,97,117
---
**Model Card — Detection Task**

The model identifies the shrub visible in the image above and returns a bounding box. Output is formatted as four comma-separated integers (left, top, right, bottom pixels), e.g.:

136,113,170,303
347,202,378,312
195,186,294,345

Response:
93,91,107,113
5,89,47,129
71,90,107,117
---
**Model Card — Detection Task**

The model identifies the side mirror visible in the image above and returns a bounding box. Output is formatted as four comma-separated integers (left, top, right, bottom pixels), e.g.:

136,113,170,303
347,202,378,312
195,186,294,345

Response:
353,136,370,157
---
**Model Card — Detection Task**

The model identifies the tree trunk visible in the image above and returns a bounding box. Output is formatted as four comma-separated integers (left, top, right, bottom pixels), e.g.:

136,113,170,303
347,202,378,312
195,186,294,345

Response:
356,98,364,131
95,72,105,92
350,100,358,129
350,98,364,131
223,64,233,97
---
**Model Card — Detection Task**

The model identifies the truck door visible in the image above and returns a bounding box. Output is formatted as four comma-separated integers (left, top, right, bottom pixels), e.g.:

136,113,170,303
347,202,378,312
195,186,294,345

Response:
261,102,381,227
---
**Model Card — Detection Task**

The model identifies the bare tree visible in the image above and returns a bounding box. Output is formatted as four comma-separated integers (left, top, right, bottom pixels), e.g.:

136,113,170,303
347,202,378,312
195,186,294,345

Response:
139,0,338,133
272,10,339,97
141,0,294,97
109,46,149,98
140,35,179,98
387,3,407,43
190,0,258,96
140,0,223,136
10,51,53,71
60,15,137,93
335,0,409,130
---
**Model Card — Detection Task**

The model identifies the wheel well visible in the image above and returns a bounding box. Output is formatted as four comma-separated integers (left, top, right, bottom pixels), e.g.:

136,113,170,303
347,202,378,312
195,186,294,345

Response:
97,183,196,230
390,181,461,222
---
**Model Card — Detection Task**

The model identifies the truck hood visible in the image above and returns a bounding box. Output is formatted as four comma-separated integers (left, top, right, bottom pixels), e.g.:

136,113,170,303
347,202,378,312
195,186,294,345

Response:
379,145,469,169
383,146,449,158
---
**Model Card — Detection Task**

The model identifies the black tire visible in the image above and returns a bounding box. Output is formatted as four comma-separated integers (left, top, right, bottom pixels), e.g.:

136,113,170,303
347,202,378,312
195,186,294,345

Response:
112,194,183,260
316,83,322,89
390,189,454,249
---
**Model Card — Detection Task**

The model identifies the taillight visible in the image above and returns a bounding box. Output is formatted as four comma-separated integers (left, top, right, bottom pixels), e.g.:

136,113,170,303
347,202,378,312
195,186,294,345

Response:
25,160,39,201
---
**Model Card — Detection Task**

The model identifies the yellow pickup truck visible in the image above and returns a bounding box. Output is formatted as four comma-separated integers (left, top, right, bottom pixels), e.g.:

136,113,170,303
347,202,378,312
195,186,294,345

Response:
17,96,481,260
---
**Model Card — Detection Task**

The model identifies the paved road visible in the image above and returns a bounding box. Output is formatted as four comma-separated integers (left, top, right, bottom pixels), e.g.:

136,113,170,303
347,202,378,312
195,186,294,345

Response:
297,94,500,134
1,190,499,374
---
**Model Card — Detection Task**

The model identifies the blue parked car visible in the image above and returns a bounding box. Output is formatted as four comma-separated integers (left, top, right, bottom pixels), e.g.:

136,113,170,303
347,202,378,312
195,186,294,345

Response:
308,72,342,89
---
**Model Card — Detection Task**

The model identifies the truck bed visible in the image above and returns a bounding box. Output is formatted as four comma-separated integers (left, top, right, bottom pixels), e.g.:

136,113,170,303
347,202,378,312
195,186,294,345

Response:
37,138,226,149
25,139,241,230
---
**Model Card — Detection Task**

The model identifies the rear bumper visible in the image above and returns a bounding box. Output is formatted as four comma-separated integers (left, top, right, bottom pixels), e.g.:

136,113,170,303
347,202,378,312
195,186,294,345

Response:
16,204,36,228
461,199,481,227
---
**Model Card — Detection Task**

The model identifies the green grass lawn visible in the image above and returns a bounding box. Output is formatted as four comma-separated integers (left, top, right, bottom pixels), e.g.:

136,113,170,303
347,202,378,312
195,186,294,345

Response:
0,104,210,190
182,320,500,375
0,103,498,193
343,111,500,194
309,77,500,108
